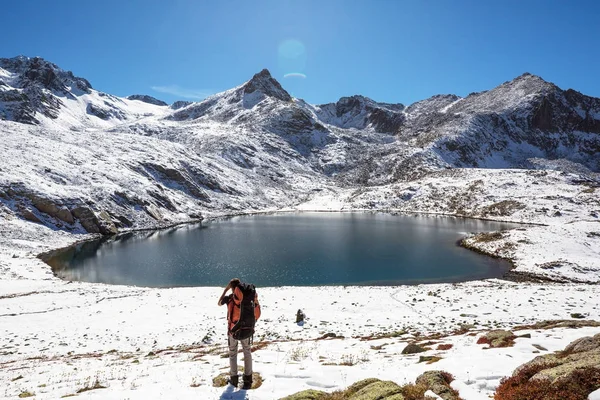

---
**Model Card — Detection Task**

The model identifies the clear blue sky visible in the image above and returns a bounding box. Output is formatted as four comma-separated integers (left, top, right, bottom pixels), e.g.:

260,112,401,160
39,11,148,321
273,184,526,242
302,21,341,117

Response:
2,0,600,105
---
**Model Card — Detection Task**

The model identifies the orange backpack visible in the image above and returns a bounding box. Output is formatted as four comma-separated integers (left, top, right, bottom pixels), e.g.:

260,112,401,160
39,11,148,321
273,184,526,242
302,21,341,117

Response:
228,282,261,340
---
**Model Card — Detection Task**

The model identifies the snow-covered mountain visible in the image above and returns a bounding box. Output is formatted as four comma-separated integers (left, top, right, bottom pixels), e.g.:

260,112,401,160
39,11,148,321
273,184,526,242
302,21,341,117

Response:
401,73,600,171
0,55,598,238
0,56,168,130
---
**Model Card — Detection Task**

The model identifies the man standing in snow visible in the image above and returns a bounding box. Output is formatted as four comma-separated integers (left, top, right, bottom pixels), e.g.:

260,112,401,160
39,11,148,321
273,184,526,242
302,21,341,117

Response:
218,278,259,390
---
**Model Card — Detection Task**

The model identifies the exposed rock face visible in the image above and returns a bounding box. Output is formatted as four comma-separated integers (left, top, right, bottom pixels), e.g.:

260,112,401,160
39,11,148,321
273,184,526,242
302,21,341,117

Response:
31,195,60,215
16,205,42,223
1,56,92,95
0,56,167,127
72,206,117,235
86,103,126,120
56,207,74,224
405,73,600,171
242,69,292,102
170,100,192,110
127,94,168,106
315,95,405,133
0,56,92,124
141,162,209,201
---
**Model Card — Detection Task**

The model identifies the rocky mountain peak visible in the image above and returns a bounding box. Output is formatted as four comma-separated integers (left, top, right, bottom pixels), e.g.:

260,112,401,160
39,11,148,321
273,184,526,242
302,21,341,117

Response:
127,94,168,107
243,69,292,102
502,71,558,95
0,56,92,94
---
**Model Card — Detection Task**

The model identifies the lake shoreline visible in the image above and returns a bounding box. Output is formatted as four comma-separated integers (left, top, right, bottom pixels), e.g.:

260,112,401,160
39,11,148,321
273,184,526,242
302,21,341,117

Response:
43,210,520,288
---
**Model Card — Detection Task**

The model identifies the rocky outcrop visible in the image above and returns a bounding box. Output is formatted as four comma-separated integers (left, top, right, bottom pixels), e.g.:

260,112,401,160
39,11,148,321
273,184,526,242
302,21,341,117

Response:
495,333,600,399
141,162,209,201
86,103,126,121
346,380,404,399
494,334,600,400
315,95,405,133
16,205,42,223
3,187,123,234
402,343,427,354
72,206,117,235
280,389,327,400
1,56,92,95
282,376,462,400
0,56,92,124
476,330,516,348
127,94,168,106
415,371,460,400
516,333,600,383
27,195,74,224
170,100,192,110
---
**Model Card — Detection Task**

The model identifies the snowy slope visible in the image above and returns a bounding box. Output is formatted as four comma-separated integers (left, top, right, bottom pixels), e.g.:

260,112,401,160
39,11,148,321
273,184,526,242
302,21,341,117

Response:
0,56,169,130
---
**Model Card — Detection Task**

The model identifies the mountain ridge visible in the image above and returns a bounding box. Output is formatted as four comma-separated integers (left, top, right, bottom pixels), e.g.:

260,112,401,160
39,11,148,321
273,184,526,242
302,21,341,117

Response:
0,55,598,238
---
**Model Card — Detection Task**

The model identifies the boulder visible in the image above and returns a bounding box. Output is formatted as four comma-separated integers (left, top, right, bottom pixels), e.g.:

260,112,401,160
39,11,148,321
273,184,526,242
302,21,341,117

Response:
72,207,117,234
415,371,459,400
564,333,600,353
19,207,42,223
348,380,404,400
477,329,516,348
144,205,163,221
280,389,327,400
72,206,101,233
344,378,381,394
97,211,118,235
514,333,600,384
31,195,60,215
496,333,600,398
402,343,426,354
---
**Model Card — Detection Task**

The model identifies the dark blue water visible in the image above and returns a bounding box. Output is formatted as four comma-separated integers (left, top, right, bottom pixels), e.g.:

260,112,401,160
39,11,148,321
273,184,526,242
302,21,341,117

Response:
47,213,516,287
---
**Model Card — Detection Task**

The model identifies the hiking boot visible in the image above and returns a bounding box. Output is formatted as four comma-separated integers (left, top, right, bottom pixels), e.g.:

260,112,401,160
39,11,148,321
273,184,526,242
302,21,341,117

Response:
242,374,252,390
228,375,239,387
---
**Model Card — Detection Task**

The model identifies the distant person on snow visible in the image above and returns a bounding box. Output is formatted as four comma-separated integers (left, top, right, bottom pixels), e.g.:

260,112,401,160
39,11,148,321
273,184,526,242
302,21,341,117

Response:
218,278,261,390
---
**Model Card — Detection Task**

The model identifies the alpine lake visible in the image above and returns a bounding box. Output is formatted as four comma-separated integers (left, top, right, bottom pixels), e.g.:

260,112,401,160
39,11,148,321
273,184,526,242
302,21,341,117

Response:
45,212,518,287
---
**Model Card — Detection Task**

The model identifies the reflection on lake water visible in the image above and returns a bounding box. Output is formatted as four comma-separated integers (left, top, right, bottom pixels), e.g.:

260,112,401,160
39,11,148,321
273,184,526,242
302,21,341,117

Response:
47,213,518,287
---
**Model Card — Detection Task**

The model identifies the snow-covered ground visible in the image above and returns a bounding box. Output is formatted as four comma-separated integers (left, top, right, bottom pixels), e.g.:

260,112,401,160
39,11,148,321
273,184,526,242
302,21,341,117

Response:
1,182,599,399
1,140,599,398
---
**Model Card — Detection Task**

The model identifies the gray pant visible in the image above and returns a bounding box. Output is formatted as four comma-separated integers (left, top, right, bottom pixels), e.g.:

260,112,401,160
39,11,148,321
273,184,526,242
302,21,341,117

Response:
228,336,252,376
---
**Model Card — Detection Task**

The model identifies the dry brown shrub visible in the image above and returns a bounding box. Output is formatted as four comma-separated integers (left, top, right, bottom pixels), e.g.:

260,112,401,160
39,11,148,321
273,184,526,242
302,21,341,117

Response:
494,364,600,400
